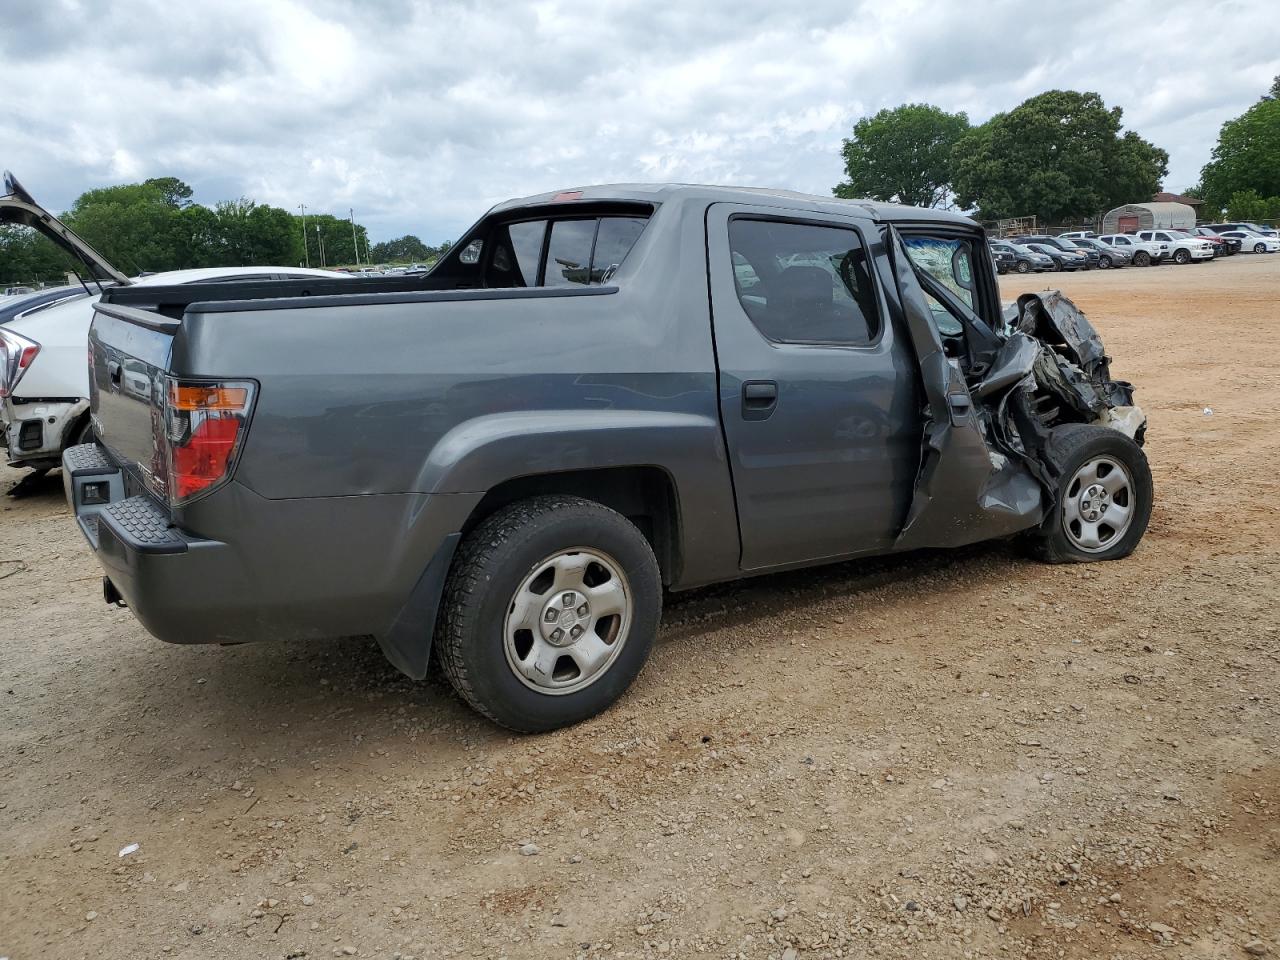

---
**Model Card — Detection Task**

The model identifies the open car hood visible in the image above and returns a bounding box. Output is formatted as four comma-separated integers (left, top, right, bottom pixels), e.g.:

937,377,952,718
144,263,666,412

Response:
1,171,131,286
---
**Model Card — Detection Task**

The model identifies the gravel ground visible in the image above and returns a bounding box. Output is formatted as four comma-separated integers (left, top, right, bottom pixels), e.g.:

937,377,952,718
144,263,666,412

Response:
1,254,1277,960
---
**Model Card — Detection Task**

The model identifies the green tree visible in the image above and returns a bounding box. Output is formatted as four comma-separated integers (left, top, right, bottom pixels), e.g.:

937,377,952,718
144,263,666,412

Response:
832,103,969,207
144,176,194,208
4,176,376,277
0,225,78,284
951,90,1168,223
1199,94,1280,208
369,234,433,262
210,200,303,266
62,182,190,272
298,213,369,267
1224,189,1280,222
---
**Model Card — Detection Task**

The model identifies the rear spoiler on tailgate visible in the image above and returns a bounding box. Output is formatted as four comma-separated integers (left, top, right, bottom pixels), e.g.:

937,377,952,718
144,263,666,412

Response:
1,171,132,286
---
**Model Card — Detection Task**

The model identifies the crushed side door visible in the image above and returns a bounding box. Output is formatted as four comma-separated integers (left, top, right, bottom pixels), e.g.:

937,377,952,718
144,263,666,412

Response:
886,227,1145,552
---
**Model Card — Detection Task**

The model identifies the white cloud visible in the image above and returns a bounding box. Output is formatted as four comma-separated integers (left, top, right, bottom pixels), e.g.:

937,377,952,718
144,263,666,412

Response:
1,0,1276,242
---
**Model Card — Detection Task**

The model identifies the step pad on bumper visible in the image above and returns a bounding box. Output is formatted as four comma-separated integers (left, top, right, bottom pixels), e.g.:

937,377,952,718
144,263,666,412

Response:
101,497,186,554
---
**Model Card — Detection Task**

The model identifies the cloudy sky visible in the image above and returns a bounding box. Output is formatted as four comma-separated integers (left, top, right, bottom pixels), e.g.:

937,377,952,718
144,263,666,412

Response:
3,0,1276,243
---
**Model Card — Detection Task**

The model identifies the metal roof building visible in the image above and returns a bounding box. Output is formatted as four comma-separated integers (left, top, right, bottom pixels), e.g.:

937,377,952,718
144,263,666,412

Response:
1101,201,1197,233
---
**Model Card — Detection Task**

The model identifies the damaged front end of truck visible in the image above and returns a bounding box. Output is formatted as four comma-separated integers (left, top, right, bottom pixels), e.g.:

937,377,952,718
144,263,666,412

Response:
887,228,1146,551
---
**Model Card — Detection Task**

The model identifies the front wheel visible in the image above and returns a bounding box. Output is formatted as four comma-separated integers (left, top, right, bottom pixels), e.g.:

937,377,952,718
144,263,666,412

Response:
1133,251,1151,266
1174,248,1191,264
1099,255,1112,269
1015,260,1031,274
437,496,662,732
1256,242,1267,254
1027,425,1152,564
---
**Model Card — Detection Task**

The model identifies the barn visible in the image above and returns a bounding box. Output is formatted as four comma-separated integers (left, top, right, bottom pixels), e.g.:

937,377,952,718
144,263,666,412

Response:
1101,201,1197,234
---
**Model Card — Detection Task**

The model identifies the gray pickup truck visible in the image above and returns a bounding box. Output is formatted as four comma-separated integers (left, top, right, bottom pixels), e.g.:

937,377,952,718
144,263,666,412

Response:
44,182,1151,732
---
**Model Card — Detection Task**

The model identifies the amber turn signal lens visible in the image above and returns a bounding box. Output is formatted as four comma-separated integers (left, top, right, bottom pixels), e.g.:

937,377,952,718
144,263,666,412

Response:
168,384,249,411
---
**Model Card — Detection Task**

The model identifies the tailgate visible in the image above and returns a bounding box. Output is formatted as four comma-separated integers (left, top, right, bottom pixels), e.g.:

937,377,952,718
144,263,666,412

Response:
89,304,175,503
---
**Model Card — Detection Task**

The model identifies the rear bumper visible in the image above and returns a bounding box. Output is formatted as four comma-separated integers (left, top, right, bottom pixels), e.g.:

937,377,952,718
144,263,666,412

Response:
63,442,247,644
62,442,480,666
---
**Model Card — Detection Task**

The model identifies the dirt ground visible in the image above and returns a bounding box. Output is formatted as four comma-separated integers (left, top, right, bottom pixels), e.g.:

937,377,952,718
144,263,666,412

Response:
1,254,1277,960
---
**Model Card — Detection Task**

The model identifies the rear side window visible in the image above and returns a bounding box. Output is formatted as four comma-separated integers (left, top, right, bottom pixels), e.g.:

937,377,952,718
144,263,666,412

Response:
487,220,546,287
544,219,597,287
727,218,878,345
483,214,648,288
591,217,647,282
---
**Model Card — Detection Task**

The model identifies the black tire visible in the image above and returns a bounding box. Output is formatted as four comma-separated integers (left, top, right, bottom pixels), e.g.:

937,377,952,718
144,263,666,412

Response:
437,495,662,732
1099,255,1112,269
1256,242,1267,254
1133,251,1151,267
1174,248,1191,264
1027,424,1152,564
1015,260,1031,274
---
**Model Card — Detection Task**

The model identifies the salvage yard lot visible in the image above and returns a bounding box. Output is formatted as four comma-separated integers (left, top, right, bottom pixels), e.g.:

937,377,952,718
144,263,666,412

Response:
2,255,1277,959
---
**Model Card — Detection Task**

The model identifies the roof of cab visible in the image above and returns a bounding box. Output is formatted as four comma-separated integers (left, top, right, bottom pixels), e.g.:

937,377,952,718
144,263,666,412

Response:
493,183,978,227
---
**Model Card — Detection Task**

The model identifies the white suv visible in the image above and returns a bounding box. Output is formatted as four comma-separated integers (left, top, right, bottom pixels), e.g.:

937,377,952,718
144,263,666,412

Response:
1096,234,1168,266
1136,230,1214,264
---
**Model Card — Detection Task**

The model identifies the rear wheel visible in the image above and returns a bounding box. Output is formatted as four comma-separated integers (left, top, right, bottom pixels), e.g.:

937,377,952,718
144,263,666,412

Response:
437,496,662,732
1174,248,1191,264
1027,425,1152,564
1133,251,1151,267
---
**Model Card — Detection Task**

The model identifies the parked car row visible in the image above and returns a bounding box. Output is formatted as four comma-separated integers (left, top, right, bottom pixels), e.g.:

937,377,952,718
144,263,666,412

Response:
989,221,1278,275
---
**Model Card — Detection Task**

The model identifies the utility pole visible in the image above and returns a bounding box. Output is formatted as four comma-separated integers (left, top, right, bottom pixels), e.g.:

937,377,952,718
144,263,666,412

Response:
349,208,360,266
298,203,310,267
315,224,326,268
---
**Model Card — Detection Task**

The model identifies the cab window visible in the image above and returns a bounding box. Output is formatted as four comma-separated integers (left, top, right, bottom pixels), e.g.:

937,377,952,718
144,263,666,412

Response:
727,218,878,345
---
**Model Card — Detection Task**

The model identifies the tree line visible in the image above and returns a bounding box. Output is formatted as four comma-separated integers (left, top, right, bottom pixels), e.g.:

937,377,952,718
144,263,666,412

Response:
833,79,1280,225
1,176,452,284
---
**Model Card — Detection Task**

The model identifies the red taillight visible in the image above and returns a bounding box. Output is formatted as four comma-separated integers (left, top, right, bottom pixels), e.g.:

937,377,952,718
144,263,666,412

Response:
164,378,255,505
170,417,242,500
0,328,41,398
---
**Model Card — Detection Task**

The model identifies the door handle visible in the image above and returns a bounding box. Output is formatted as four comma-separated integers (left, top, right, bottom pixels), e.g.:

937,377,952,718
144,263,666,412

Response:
742,380,778,421
947,392,972,425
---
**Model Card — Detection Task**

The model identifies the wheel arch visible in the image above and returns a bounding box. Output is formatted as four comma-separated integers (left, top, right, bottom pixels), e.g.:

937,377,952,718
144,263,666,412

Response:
459,465,683,587
414,409,740,588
